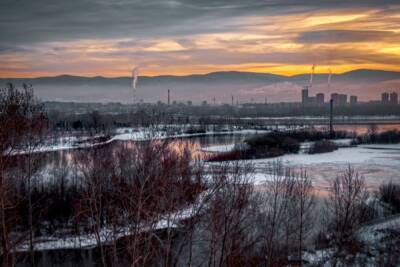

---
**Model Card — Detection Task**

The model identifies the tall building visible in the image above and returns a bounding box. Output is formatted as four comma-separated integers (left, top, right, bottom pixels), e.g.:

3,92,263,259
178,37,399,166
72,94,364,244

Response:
382,92,390,103
308,96,317,105
350,95,358,105
330,93,347,106
331,93,339,105
338,94,347,105
390,92,398,105
302,86,309,104
316,93,325,105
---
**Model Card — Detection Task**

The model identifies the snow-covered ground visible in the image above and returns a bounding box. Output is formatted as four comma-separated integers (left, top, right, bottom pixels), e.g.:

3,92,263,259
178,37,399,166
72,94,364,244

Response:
112,128,268,142
17,217,179,252
16,190,211,252
204,142,400,190
250,144,400,190
303,214,400,266
201,144,236,153
358,214,400,244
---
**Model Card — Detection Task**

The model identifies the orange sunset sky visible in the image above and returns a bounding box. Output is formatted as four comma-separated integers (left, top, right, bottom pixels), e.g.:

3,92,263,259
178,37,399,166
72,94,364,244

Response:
1,0,400,78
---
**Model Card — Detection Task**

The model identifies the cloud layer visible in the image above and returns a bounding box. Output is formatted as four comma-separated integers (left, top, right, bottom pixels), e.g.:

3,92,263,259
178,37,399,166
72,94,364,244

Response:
1,0,400,77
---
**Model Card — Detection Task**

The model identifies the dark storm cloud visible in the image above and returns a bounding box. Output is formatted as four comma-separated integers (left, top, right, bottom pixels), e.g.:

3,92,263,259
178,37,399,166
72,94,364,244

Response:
0,0,398,45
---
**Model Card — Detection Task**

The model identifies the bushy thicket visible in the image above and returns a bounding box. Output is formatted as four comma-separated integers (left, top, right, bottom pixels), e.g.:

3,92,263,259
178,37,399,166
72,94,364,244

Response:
209,130,350,161
309,140,338,154
356,130,400,144
7,141,204,234
378,182,400,213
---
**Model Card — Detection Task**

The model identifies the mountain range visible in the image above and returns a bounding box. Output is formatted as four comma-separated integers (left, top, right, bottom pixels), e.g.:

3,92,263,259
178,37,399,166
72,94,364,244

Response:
1,69,400,103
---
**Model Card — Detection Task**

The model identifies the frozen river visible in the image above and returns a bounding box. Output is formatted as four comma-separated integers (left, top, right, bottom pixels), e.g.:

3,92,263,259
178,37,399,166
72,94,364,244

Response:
250,144,400,192
204,142,400,192
37,124,400,192
201,124,400,192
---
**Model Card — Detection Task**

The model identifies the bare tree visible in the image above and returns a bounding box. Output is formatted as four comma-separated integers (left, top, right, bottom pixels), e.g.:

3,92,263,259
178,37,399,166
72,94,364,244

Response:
257,162,315,266
0,84,47,266
75,145,116,267
324,166,369,265
291,170,314,263
258,163,292,266
198,161,259,267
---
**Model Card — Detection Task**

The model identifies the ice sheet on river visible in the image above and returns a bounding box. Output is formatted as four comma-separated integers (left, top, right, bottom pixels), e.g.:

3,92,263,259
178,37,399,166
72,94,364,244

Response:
250,144,400,190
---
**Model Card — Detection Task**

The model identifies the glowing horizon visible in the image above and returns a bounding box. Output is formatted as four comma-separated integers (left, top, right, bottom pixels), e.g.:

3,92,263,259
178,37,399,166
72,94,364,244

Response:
1,1,400,78
3,66,400,79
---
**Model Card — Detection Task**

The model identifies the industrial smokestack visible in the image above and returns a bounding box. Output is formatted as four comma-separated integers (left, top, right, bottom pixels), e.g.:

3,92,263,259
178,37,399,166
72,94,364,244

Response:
327,68,332,90
309,64,316,88
330,99,334,138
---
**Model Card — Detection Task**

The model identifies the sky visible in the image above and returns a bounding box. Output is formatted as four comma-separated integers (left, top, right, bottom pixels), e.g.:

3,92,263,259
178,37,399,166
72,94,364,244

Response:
1,0,400,78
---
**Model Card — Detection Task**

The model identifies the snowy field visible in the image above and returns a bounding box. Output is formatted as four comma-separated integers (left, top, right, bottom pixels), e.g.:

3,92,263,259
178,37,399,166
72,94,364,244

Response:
204,141,400,191
201,144,236,152
252,144,400,191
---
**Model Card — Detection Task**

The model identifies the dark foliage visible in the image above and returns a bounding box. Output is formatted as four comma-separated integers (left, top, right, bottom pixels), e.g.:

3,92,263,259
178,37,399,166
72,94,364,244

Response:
209,130,350,161
378,182,400,213
356,130,400,144
309,140,338,154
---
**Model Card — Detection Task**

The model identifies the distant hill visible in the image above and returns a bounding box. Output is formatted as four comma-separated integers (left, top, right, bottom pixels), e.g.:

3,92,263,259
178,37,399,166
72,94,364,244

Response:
1,69,400,103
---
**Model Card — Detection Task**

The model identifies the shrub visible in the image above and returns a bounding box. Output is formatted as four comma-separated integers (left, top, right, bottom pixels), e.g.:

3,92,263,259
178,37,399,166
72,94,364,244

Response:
245,133,300,154
356,130,400,144
184,127,206,134
378,182,400,213
309,140,338,154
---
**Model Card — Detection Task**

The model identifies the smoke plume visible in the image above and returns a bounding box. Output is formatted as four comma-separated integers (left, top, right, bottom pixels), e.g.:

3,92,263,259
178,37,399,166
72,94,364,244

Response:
132,67,140,89
309,64,316,87
328,68,332,89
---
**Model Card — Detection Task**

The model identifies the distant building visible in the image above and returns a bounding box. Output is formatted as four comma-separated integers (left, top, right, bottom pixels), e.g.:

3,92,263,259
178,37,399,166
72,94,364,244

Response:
330,93,348,105
316,93,325,105
301,86,322,105
350,95,358,105
390,92,398,105
368,100,382,104
308,96,317,105
338,94,347,105
331,93,339,105
302,86,309,104
382,92,390,103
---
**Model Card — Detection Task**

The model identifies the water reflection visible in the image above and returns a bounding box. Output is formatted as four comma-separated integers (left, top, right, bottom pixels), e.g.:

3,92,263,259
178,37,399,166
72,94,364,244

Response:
36,125,400,192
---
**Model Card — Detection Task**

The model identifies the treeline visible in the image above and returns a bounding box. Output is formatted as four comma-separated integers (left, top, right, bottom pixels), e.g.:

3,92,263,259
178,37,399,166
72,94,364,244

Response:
355,129,400,144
